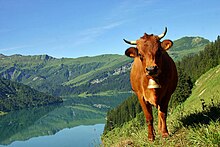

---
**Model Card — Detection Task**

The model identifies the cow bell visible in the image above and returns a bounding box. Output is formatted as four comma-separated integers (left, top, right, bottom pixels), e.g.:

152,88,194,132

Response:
148,79,161,89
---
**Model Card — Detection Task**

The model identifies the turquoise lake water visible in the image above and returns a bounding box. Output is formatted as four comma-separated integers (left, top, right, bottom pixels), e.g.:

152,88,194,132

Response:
0,103,106,147
0,124,104,147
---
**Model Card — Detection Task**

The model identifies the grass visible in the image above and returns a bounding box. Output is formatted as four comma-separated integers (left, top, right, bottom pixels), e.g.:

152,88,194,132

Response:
63,55,130,87
77,90,130,97
68,104,105,115
187,121,220,146
181,65,220,114
169,45,207,61
102,102,220,147
0,111,7,116
102,65,220,147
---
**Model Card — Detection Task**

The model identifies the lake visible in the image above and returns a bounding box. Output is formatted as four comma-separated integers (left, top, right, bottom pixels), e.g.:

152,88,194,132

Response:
0,104,106,147
0,124,105,147
0,94,130,147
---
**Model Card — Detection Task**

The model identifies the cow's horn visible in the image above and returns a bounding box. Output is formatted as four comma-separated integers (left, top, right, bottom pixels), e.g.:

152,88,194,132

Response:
123,39,137,45
158,27,167,40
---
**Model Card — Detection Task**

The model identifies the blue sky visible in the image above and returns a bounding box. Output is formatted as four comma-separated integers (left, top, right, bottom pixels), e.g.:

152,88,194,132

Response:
0,0,219,58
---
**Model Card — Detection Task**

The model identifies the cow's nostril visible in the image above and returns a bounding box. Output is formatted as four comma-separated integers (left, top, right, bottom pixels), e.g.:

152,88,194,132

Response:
146,66,158,71
146,66,158,76
146,66,154,71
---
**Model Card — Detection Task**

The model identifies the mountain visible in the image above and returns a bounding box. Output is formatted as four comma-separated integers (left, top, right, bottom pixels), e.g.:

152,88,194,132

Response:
0,54,132,97
0,77,63,112
169,36,210,61
0,37,210,98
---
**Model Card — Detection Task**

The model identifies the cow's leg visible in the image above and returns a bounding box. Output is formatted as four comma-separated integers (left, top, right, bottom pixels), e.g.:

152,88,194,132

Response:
158,110,162,134
137,94,155,141
158,104,169,138
145,101,155,141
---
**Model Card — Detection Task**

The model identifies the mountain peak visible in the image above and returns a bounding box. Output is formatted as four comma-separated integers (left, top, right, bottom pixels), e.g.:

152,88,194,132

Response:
172,36,210,51
39,54,55,61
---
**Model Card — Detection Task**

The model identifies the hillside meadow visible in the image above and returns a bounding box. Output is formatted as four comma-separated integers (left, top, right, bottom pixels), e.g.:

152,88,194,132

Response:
102,65,220,147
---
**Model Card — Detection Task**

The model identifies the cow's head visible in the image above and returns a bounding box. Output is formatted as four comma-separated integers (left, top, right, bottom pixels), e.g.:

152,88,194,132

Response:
124,27,173,78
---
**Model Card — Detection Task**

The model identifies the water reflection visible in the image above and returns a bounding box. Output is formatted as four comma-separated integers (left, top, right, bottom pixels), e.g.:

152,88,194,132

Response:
0,104,105,145
0,124,105,147
0,93,130,146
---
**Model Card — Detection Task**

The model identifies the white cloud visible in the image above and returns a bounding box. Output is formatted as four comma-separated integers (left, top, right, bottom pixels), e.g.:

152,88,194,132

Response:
80,21,124,36
0,45,30,52
70,0,153,47
72,21,125,46
106,0,153,20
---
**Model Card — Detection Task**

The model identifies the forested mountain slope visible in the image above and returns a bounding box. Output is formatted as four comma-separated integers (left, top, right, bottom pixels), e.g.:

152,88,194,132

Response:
0,37,209,97
0,77,62,112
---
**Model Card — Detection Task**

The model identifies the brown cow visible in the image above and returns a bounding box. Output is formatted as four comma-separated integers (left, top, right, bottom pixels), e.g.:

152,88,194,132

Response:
124,27,178,141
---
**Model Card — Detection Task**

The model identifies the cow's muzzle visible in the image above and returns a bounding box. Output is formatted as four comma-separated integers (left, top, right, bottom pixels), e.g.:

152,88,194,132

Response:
146,66,158,76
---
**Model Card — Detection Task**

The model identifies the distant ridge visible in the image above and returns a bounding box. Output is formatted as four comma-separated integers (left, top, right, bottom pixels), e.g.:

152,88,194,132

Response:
0,36,210,97
0,54,6,58
172,36,209,51
169,36,210,61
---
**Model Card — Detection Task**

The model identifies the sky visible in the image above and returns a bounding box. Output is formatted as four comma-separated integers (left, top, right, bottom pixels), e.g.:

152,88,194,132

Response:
0,0,219,58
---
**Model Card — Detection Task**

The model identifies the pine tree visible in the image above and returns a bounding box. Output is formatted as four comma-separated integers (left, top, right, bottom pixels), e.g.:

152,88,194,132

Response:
169,66,193,110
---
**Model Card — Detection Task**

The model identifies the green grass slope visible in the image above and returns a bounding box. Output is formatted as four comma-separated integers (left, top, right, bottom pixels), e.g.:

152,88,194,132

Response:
102,65,220,146
0,54,132,97
63,54,130,86
169,36,209,61
181,64,220,112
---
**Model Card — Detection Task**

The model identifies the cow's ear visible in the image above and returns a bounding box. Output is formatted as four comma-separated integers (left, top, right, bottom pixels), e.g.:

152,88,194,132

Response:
161,40,173,51
125,47,138,58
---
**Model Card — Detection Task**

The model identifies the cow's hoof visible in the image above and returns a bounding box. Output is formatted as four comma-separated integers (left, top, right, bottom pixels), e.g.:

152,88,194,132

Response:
162,132,169,138
148,136,155,142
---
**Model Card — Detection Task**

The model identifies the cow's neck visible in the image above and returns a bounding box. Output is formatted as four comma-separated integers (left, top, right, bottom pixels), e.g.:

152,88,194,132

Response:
147,79,161,89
